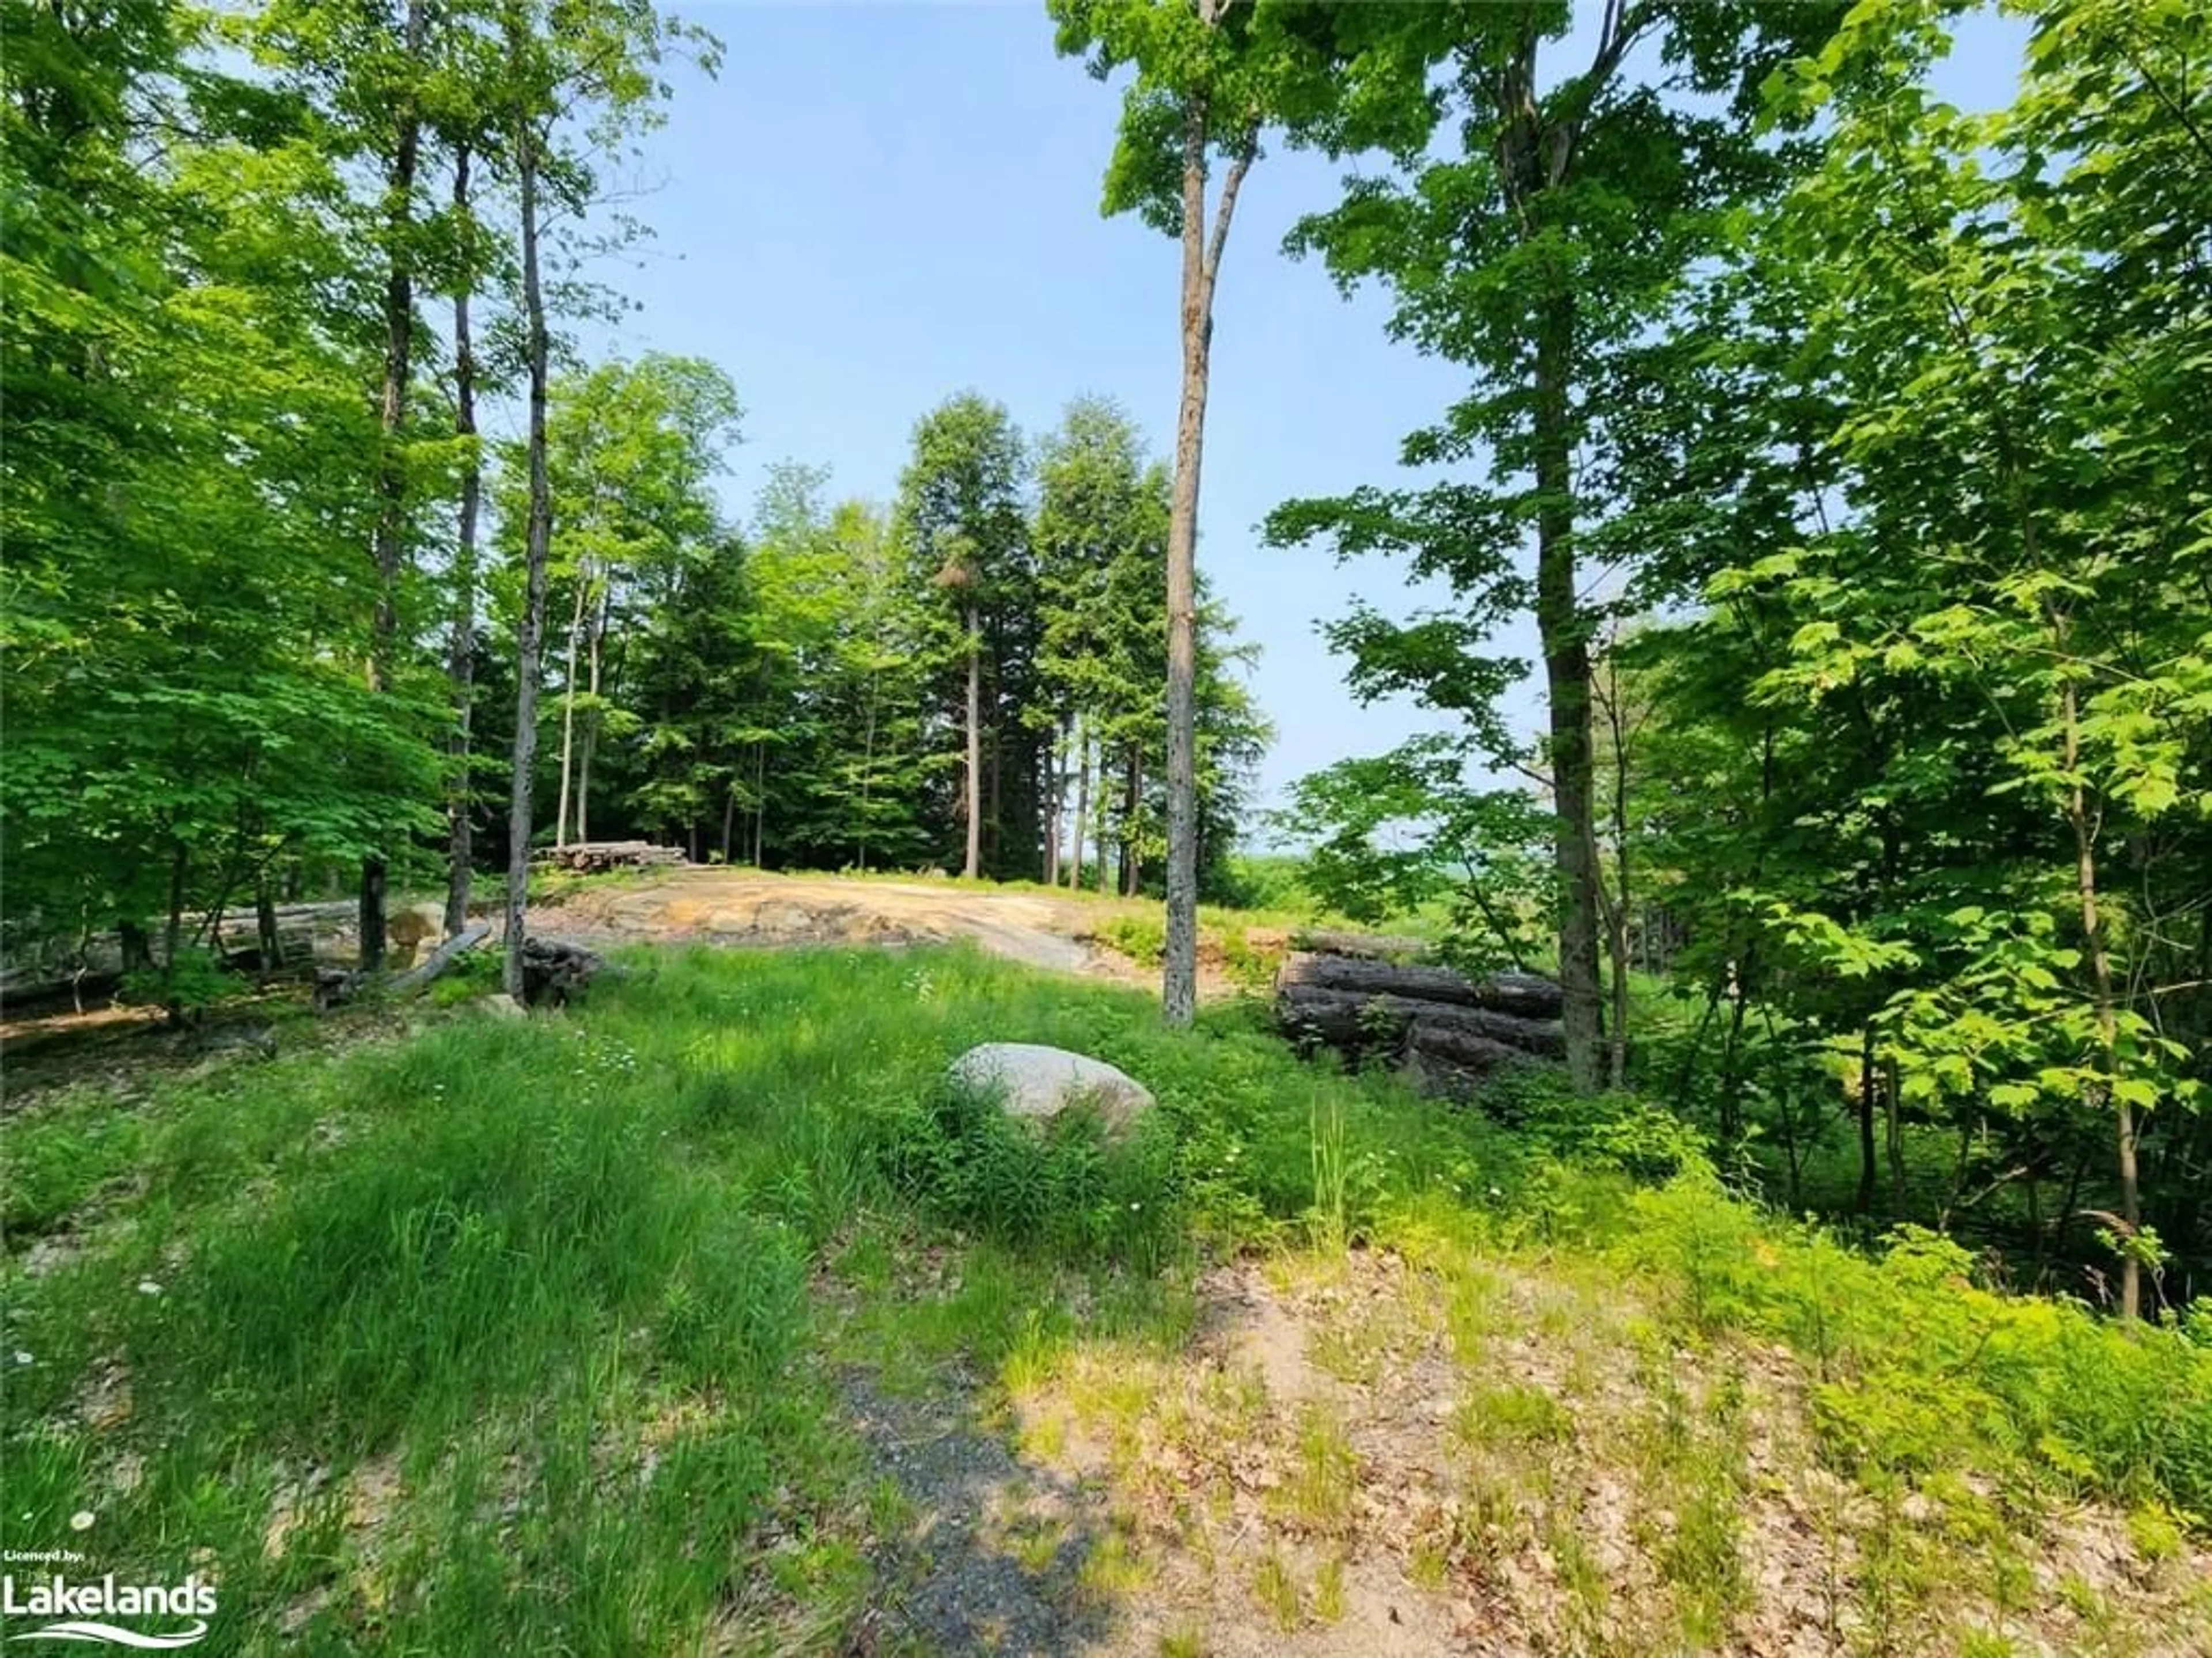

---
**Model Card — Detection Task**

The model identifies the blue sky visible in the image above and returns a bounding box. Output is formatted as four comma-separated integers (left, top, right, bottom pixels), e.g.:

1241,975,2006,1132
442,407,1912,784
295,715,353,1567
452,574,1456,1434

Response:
578,2,2022,820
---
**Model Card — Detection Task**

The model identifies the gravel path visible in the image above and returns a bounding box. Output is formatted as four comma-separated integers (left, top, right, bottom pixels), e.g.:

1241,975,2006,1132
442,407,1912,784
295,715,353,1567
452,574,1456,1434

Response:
839,1371,1115,1655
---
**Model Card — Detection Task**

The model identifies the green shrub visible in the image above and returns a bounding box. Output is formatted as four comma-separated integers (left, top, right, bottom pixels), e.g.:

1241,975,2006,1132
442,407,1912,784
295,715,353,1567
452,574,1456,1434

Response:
1611,1171,2212,1517
876,1074,1183,1273
116,946,244,1016
1480,1067,1712,1180
1097,912,1164,966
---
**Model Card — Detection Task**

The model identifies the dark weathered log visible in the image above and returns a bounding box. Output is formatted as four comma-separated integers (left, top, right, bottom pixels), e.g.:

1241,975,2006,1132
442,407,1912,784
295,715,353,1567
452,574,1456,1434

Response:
1277,985,1563,1060
1277,984,1414,1046
518,936,603,1007
1286,928,1435,962
1275,952,1565,1020
1412,1006,1564,1061
388,920,490,994
1467,971,1567,1020
1404,1016,1548,1071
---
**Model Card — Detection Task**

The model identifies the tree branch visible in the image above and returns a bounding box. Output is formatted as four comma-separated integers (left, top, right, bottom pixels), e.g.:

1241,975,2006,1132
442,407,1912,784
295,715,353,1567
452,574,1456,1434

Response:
1204,128,1257,287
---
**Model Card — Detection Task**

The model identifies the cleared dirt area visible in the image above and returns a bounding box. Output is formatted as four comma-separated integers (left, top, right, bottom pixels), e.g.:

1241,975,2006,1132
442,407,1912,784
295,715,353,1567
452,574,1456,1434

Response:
534,868,1147,980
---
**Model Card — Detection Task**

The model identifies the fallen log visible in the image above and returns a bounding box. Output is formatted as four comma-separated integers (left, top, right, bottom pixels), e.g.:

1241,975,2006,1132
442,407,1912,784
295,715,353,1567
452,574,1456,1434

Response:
1286,929,1435,962
1276,985,1563,1060
1405,1014,1552,1069
1401,1048,1514,1104
1275,952,1566,1020
315,920,490,1008
387,920,490,995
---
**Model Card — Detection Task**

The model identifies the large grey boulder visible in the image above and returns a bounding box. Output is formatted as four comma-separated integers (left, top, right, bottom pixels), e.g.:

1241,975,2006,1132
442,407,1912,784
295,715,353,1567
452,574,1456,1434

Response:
948,1043,1154,1135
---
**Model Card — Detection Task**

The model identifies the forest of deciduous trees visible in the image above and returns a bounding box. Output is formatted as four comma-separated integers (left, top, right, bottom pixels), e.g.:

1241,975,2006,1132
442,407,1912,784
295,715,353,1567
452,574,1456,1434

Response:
1256,0,2210,1315
1,0,1268,997
3,0,2207,1312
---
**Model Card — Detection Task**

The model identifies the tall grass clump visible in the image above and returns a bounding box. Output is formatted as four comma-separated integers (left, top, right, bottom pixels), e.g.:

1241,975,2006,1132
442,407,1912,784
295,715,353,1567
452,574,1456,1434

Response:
875,1074,1183,1273
128,1017,810,1448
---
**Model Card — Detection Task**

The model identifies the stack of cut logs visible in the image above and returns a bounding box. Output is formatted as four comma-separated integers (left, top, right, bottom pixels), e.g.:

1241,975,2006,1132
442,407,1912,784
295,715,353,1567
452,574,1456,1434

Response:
537,840,686,874
1274,945,1565,1100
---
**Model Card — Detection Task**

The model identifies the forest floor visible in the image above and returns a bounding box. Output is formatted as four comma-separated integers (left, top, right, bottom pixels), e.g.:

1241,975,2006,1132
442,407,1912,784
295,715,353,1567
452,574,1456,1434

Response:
3,946,2209,1656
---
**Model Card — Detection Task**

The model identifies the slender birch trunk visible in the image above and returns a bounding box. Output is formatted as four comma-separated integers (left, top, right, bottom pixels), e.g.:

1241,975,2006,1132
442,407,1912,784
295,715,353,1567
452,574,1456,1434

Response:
502,91,554,1000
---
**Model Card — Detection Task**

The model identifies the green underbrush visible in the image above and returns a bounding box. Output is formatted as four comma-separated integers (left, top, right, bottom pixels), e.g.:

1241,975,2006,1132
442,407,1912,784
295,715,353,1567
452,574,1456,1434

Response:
3,943,2204,1655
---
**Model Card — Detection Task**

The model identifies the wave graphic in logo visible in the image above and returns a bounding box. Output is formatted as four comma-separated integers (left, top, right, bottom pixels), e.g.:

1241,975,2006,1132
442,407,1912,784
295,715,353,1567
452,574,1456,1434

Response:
6,1619,210,1648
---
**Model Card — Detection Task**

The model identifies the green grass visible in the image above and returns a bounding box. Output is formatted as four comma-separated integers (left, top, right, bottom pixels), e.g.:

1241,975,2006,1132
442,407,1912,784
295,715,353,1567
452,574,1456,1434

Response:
0,944,1511,1652
3,940,2207,1654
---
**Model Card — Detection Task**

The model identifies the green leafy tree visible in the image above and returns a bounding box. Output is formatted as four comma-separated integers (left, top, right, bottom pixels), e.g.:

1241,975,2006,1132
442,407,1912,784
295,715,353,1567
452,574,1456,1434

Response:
499,353,741,850
895,394,1038,879
490,0,718,996
1267,0,1842,1086
1034,396,1169,891
1704,0,2211,1318
2,0,437,1002
1277,738,1554,971
1050,0,1369,1022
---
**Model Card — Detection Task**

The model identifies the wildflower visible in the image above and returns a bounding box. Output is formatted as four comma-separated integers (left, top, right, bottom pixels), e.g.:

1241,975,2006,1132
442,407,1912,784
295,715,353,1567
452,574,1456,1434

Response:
137,1280,162,1297
69,1511,96,1532
13,1352,31,1367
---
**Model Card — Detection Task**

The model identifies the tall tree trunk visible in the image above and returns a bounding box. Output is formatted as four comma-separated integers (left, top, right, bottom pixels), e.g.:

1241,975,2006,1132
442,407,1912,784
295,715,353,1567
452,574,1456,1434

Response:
1718,975,1749,1146
577,581,608,843
444,142,480,940
1094,735,1110,895
1856,1025,1880,1217
1885,1053,1907,1213
361,0,428,972
1532,289,1603,1090
857,672,880,873
502,100,553,1002
963,604,982,879
986,625,1003,876
554,571,587,850
1124,748,1144,897
1161,57,1253,1027
1070,717,1089,891
1600,647,1633,1090
162,839,188,1016
752,741,766,867
721,784,735,865
1044,717,1065,886
2059,642,2137,1318
256,870,281,969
